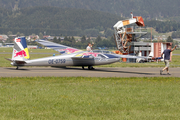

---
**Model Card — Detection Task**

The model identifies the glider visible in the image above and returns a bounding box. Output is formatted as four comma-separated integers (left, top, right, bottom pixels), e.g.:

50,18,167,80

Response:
7,37,151,70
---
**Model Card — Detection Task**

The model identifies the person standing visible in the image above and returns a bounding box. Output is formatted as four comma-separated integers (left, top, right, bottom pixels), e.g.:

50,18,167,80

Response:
160,45,177,75
86,43,94,52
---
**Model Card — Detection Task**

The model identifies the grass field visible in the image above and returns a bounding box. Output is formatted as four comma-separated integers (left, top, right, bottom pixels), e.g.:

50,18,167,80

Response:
0,77,180,120
1,47,180,119
0,48,180,67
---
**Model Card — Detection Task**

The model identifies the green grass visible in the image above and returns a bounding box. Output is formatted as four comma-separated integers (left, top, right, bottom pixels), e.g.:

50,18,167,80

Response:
173,49,180,54
0,77,180,120
0,47,13,52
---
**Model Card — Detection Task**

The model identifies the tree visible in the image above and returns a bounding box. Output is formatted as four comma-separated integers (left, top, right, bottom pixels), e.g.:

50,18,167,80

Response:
31,33,36,36
83,29,99,37
166,36,173,42
86,37,91,44
53,37,58,43
62,36,71,46
39,32,43,39
174,41,179,46
96,36,102,43
104,28,114,38
20,33,24,36
58,37,61,43
71,36,76,47
16,32,21,37
81,36,86,43
109,36,116,47
166,36,176,47
172,31,180,38
7,31,13,35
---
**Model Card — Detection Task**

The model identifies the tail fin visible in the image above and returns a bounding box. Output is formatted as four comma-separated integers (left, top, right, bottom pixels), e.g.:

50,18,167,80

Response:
12,37,30,61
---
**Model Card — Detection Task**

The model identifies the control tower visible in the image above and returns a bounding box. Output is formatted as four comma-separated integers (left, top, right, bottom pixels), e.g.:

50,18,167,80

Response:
113,13,147,54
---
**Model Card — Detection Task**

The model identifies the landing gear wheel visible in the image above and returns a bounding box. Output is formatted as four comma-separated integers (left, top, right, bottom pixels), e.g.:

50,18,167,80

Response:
16,66,19,70
88,66,95,70
82,66,84,69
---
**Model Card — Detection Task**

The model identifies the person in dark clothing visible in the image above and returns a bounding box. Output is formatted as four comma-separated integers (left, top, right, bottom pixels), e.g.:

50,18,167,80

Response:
160,45,177,75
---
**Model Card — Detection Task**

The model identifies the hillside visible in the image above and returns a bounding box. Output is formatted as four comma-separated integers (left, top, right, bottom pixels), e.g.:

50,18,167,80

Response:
0,0,180,19
2,7,122,30
0,7,122,36
0,6,180,37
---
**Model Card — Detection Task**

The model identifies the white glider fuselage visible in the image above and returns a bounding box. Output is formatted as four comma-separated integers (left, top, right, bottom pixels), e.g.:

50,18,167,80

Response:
11,51,120,67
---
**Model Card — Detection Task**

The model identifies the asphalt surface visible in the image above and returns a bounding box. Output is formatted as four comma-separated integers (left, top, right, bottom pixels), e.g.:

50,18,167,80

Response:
0,67,179,77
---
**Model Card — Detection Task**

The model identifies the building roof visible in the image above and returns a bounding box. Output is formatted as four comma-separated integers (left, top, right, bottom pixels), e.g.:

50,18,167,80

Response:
0,35,8,38
0,35,8,41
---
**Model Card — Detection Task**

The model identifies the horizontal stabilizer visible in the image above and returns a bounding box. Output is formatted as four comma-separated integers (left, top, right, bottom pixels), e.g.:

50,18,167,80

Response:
14,60,26,64
5,58,13,62
5,58,26,64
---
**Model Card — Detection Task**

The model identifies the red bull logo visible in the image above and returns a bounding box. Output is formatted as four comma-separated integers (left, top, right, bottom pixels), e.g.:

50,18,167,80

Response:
14,50,27,58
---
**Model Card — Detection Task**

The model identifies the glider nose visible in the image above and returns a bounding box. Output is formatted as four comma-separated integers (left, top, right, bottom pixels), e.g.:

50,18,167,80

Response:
113,57,120,62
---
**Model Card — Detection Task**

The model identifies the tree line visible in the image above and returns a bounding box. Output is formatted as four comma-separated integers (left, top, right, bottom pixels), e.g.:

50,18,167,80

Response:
172,31,180,38
145,20,180,33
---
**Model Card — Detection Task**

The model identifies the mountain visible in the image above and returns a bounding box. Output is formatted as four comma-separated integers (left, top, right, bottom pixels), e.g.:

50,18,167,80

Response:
0,7,122,36
1,6,180,37
0,0,180,19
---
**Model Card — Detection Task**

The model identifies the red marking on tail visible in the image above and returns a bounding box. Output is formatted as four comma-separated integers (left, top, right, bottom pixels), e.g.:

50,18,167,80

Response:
14,50,27,57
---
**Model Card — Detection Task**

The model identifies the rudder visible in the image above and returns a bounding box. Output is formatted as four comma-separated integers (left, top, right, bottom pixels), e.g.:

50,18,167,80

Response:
12,37,30,61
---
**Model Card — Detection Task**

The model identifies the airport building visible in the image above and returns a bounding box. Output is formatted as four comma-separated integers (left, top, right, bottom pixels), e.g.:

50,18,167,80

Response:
127,42,172,62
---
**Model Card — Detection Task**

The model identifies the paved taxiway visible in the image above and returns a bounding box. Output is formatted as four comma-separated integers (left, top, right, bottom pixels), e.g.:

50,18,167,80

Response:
0,67,179,77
